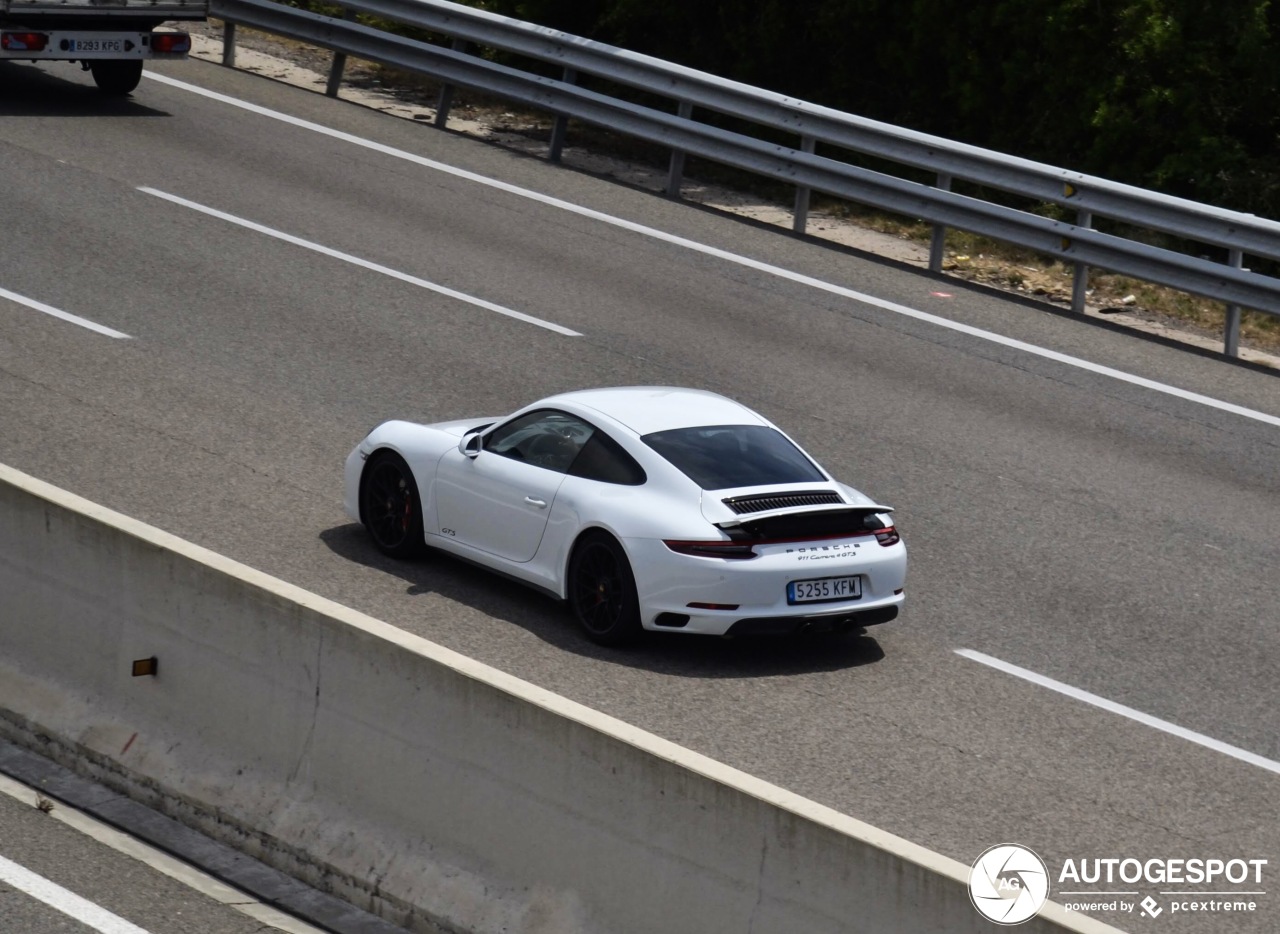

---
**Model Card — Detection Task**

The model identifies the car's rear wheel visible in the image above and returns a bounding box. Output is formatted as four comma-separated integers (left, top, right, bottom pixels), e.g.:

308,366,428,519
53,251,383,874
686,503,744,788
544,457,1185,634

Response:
568,531,641,646
361,451,424,558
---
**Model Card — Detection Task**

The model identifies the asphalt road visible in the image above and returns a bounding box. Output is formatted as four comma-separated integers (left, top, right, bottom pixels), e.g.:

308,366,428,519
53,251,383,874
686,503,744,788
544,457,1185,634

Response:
1,55,1277,933
0,770,321,934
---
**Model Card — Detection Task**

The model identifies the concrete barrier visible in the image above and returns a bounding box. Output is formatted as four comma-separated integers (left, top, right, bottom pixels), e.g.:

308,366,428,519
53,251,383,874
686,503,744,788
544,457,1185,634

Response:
0,462,1123,934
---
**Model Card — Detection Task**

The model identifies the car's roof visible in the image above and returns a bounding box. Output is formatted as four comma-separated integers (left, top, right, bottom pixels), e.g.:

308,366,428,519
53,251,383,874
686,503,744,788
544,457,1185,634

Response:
545,387,768,436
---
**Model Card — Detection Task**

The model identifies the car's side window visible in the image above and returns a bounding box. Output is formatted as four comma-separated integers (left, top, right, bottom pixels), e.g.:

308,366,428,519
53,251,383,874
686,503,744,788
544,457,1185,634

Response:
567,431,647,486
484,410,595,474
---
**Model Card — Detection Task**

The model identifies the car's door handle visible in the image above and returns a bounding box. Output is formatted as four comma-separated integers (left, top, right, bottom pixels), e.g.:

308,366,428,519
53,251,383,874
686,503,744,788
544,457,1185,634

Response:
524,497,548,509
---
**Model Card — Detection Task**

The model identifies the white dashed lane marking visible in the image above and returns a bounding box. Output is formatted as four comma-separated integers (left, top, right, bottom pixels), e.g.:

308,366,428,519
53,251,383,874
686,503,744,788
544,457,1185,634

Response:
957,649,1280,776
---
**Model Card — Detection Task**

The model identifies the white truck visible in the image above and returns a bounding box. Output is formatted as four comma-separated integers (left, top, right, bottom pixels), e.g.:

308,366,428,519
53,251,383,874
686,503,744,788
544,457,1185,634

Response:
0,0,206,95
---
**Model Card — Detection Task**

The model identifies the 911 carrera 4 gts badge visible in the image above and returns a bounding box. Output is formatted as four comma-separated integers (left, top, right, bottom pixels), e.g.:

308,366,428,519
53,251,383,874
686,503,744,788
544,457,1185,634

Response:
792,543,863,561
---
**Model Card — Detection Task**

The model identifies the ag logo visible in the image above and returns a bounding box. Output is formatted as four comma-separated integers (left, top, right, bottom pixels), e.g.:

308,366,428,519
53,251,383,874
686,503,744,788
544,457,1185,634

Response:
969,844,1050,925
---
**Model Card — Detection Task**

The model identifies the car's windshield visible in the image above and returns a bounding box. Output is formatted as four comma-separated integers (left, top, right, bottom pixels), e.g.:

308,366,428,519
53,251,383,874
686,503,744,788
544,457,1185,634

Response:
641,425,825,490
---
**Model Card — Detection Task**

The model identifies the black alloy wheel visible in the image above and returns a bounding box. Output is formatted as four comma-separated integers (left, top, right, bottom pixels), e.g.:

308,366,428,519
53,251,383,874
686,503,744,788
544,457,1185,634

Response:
361,452,424,559
568,532,641,646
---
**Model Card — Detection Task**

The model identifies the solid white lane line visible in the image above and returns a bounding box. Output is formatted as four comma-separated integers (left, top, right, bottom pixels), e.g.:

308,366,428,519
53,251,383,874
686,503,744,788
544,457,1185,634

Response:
138,187,582,338
144,72,1280,428
0,853,152,934
0,772,328,934
0,286,131,339
956,649,1280,776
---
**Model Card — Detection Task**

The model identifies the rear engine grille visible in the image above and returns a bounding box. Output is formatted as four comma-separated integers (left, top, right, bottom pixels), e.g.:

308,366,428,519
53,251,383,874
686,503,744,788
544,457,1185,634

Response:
722,490,844,515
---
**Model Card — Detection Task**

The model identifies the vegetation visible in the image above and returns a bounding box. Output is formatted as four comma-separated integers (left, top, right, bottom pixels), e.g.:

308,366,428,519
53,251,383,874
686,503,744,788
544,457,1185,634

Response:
473,0,1280,221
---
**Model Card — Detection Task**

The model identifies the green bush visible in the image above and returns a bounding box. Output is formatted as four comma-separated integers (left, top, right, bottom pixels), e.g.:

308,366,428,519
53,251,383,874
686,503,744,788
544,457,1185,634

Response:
466,0,1280,220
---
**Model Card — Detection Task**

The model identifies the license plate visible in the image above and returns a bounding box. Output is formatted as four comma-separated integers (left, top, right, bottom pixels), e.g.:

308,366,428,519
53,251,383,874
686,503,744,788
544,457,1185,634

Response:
71,39,124,52
787,575,861,604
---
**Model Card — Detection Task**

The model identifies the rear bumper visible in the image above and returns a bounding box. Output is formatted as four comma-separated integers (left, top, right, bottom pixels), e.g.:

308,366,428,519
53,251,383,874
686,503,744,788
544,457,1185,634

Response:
626,535,906,636
0,28,190,60
726,604,898,636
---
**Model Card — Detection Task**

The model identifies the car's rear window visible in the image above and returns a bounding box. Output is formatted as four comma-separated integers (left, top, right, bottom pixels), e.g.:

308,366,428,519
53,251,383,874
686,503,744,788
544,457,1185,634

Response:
641,425,825,490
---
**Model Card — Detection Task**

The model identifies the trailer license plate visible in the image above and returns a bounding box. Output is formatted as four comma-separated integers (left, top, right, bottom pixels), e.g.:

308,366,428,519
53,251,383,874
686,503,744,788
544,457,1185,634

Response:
71,39,124,52
787,576,861,604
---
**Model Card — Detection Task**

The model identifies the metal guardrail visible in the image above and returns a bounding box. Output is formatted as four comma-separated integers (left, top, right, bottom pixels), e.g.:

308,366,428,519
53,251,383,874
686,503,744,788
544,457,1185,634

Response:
211,0,1280,356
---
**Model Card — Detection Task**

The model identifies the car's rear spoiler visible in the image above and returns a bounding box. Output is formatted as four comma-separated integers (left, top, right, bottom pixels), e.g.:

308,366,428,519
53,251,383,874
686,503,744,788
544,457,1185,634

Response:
716,504,895,539
716,503,893,528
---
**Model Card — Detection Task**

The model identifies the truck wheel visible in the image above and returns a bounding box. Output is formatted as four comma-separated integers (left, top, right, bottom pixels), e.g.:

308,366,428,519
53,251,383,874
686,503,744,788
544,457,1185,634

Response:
90,60,143,96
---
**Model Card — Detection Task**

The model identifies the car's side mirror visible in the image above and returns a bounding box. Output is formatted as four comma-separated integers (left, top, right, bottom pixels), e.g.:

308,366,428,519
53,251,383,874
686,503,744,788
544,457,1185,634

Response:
459,431,483,459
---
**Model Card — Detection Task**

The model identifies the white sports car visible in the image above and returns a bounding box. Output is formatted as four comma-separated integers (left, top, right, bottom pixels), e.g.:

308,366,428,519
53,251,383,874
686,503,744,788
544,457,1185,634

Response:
344,387,906,645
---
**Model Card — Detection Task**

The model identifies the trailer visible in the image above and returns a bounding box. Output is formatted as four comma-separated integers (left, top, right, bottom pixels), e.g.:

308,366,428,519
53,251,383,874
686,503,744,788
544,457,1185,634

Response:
0,0,207,94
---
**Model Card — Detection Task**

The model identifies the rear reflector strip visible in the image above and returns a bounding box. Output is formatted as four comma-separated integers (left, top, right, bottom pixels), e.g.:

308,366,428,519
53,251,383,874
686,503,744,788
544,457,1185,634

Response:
667,526,901,558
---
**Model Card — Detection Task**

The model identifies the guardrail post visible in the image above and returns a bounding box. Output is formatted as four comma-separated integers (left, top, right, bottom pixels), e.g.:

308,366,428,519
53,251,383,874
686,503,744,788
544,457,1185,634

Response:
548,68,577,163
1224,248,1244,356
928,173,951,272
434,38,468,129
325,9,359,97
666,101,693,197
792,135,816,234
222,21,236,68
1071,210,1093,315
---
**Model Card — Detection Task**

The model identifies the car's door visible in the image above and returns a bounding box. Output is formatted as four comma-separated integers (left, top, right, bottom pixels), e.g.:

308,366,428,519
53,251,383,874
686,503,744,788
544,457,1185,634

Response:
434,409,594,563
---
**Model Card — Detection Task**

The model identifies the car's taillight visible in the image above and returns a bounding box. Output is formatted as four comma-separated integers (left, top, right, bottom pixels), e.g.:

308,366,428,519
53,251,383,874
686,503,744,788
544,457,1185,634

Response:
663,540,757,559
150,32,190,53
875,526,900,546
2,31,48,50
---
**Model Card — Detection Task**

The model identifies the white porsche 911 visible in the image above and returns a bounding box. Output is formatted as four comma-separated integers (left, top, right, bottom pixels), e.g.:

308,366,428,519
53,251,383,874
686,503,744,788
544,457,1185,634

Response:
344,387,906,645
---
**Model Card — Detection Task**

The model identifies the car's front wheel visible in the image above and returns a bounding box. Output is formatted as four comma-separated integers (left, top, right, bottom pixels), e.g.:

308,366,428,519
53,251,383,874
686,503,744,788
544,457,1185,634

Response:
360,451,424,559
568,531,641,646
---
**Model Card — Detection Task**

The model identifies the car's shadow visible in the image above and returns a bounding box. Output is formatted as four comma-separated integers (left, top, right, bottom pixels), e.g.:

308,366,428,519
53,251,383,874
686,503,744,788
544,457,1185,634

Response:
0,62,169,116
320,523,886,678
